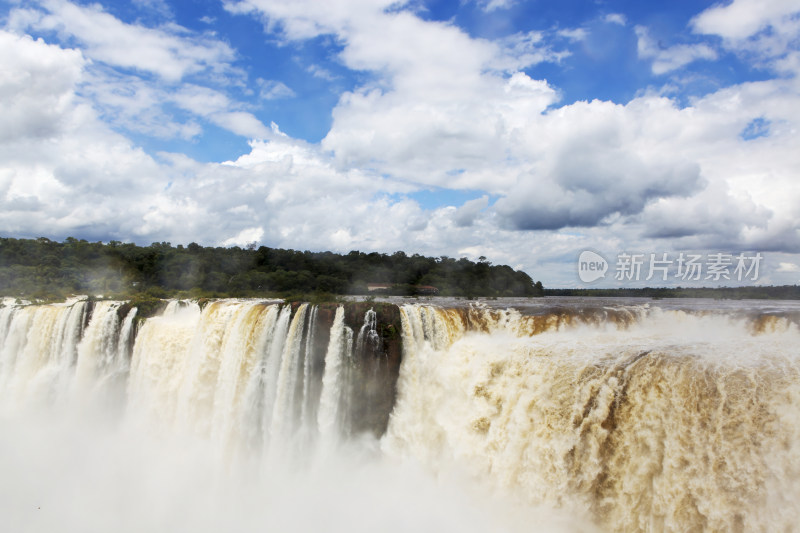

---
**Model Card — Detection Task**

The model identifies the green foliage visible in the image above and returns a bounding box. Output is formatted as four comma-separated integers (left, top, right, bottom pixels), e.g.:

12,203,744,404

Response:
117,295,166,325
282,291,345,305
0,236,544,299
544,285,800,299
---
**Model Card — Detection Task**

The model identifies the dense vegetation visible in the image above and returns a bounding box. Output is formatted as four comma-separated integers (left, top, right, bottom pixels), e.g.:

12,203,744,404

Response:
545,286,800,300
0,237,543,300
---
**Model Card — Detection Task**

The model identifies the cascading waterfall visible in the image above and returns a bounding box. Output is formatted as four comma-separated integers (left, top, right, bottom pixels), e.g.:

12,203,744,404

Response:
1,297,800,532
74,302,121,391
0,299,88,406
300,305,319,428
384,303,800,532
356,308,379,354
318,306,353,440
270,303,310,442
123,300,374,459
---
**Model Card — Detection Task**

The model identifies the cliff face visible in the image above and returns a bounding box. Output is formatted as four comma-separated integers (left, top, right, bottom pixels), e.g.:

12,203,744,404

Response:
312,302,402,438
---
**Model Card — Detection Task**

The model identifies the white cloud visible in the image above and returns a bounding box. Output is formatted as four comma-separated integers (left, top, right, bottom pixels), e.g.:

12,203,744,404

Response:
557,28,588,42
777,262,800,272
494,97,705,230
0,31,84,143
81,72,204,140
632,78,800,252
209,111,272,138
636,26,718,75
220,226,265,247
3,1,800,288
495,31,570,70
204,0,800,266
306,64,338,80
691,0,800,41
132,0,173,19
474,0,516,13
452,196,489,228
258,79,296,99
0,32,417,252
0,30,167,240
691,0,800,72
173,84,232,115
170,85,270,137
223,0,397,41
604,13,627,26
6,2,271,142
9,0,238,82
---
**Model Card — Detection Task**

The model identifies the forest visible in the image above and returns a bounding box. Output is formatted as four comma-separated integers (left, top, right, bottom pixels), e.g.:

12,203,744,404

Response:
544,285,800,300
0,237,544,300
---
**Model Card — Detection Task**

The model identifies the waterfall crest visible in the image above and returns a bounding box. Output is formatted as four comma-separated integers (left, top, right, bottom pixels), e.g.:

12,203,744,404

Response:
2,297,800,532
384,303,800,532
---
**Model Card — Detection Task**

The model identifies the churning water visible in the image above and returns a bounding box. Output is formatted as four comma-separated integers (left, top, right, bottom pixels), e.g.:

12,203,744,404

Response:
1,297,799,532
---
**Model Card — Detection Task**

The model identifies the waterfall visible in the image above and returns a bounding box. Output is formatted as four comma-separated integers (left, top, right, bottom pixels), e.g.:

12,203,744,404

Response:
74,301,121,391
233,304,279,448
383,303,800,532
2,297,800,532
209,301,271,450
118,306,137,364
0,299,88,407
356,307,379,355
318,306,352,440
270,303,309,442
255,304,292,447
300,305,319,429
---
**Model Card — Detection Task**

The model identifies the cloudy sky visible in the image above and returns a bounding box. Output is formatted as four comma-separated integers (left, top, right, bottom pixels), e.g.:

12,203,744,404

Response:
1,0,799,288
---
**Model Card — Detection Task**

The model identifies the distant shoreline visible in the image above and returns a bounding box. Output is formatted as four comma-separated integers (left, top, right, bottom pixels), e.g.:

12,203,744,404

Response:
543,286,800,300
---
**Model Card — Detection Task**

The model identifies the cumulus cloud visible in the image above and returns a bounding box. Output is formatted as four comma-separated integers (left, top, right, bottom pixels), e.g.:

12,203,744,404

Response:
211,111,272,138
691,0,800,72
635,26,717,74
0,32,414,250
452,196,489,228
633,78,800,251
6,1,270,142
9,0,238,82
0,31,166,240
220,227,265,247
81,72,204,140
223,0,396,41
494,31,571,70
493,96,705,230
220,0,720,240
691,0,800,41
0,31,84,143
0,31,270,245
3,0,800,287
213,1,574,221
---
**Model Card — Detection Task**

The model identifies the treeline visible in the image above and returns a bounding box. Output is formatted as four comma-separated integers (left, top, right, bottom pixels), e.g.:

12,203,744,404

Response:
544,286,800,300
0,237,543,300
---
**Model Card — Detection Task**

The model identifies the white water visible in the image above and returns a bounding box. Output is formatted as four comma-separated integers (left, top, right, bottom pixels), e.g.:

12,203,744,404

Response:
1,297,799,532
0,298,89,407
385,304,800,532
318,306,352,441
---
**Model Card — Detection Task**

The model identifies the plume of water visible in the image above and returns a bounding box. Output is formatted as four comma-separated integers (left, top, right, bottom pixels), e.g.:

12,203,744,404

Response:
3,298,800,532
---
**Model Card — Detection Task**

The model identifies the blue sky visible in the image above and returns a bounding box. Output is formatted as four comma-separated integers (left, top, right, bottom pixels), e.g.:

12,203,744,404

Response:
1,0,800,287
